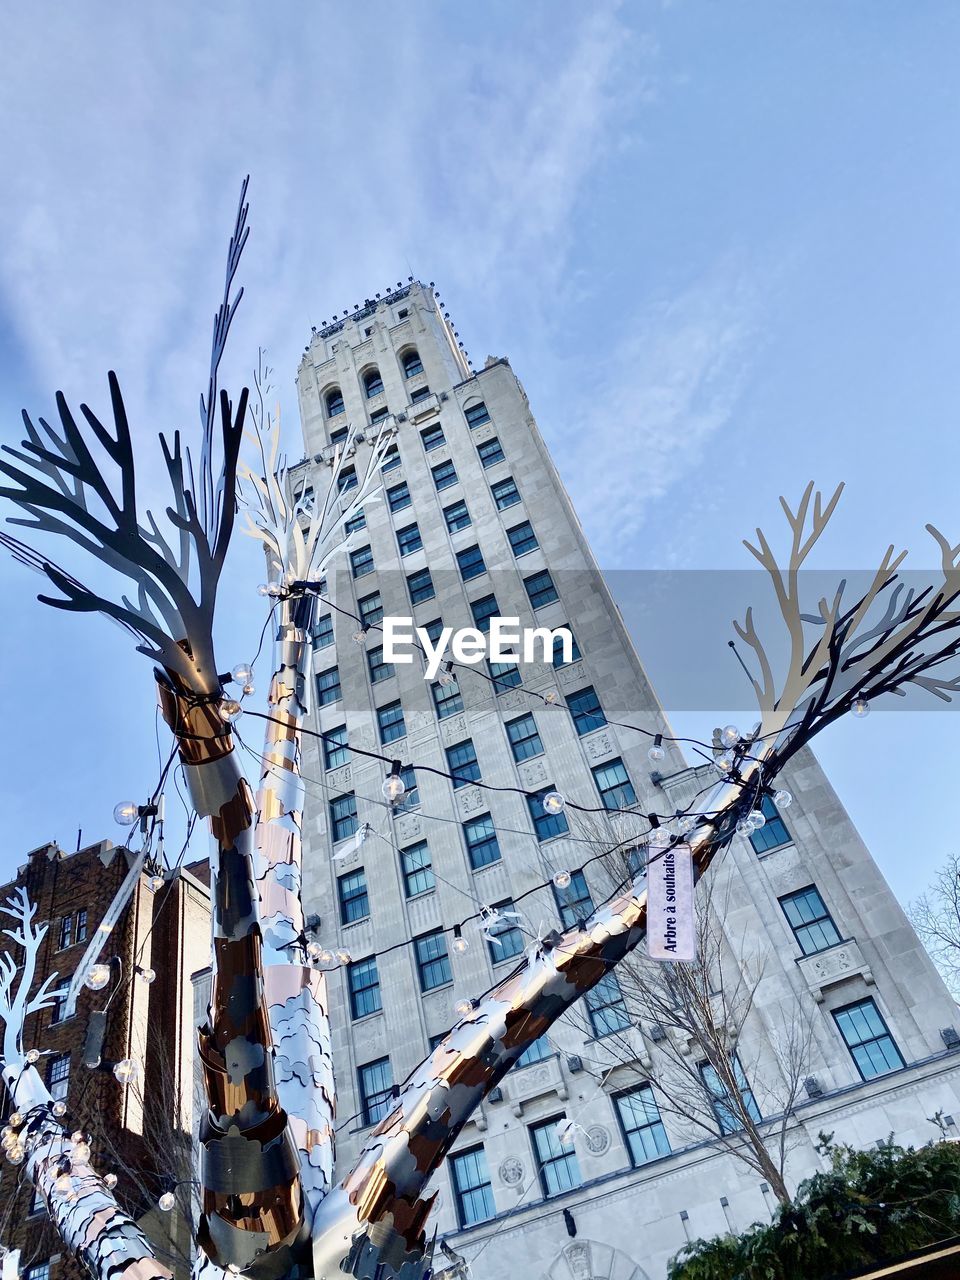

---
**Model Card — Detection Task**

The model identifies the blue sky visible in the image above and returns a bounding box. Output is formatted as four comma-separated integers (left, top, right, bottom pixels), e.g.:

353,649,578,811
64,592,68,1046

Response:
0,2,958,902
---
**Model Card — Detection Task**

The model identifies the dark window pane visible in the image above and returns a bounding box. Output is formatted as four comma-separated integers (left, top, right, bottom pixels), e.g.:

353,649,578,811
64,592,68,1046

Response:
415,930,452,991
359,592,384,626
368,645,395,684
331,794,359,845
464,814,501,869
507,521,538,557
316,666,342,706
568,686,606,735
402,350,424,378
444,500,472,532
377,700,406,744
779,885,841,955
323,725,350,770
312,614,335,650
531,1118,581,1197
451,1146,496,1227
337,867,368,922
616,1086,671,1165
465,401,491,428
348,958,382,1019
388,481,411,512
397,522,423,557
432,459,459,491
553,870,593,929
401,841,434,897
363,368,384,398
506,714,543,761
351,545,375,578
749,795,792,853
492,476,521,509
446,740,481,788
326,387,345,417
524,569,558,609
592,758,637,811
432,678,464,719
456,545,486,581
477,437,505,468
833,999,905,1080
421,424,445,452
528,788,569,841
358,1057,393,1125
408,568,435,604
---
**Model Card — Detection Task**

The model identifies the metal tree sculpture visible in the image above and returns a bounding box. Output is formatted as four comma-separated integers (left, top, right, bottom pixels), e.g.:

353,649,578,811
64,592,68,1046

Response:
3,182,960,1280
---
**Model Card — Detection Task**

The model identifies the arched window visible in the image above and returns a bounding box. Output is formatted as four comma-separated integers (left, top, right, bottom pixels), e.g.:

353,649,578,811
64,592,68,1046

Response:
402,349,423,379
326,387,345,418
363,368,384,398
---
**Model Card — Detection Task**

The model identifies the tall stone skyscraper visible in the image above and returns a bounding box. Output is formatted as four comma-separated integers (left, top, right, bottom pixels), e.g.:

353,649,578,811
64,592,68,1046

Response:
293,283,960,1280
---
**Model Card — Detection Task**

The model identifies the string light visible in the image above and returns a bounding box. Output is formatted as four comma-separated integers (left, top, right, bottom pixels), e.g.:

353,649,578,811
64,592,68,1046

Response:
104,1172,118,1190
720,725,740,748
852,696,870,718
26,1048,40,1063
52,1101,67,1117
452,925,468,954
353,624,370,645
113,801,140,827
335,948,352,965
146,874,165,893
85,963,112,991
231,663,254,685
647,734,665,764
747,808,766,830
454,998,474,1017
220,698,242,723
552,870,572,889
241,682,255,696
113,1058,139,1086
773,788,793,808
714,751,735,774
135,965,156,984
306,941,324,960
158,1191,176,1212
382,760,406,804
542,791,566,815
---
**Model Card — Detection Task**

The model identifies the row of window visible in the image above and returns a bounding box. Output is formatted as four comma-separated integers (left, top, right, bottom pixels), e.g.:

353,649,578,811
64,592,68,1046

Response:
368,996,906,1228
323,357,491,434
388,516,538,570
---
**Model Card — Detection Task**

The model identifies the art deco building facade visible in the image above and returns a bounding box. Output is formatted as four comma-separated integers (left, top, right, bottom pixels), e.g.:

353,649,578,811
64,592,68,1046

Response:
0,841,211,1280
294,283,960,1280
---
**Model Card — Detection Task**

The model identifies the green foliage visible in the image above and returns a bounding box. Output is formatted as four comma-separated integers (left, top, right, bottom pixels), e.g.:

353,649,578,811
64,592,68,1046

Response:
668,1134,960,1280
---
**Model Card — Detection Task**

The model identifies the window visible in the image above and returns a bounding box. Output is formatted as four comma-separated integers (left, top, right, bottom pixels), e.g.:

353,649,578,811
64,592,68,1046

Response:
58,915,74,950
363,368,384,398
516,1035,551,1068
432,459,459,491
464,814,501,870
381,444,401,472
486,899,524,961
411,386,432,404
295,483,314,511
451,1146,495,1227
586,973,630,1035
553,870,593,928
47,1052,70,1102
568,686,606,735
370,407,390,425
616,1086,671,1165
531,1117,581,1197
326,387,345,417
401,841,435,897
398,308,409,319
337,466,358,493
528,788,569,841
456,545,486,581
351,545,375,578
592,758,637,811
402,349,423,378
316,666,342,706
48,979,71,1026
330,793,359,845
29,1186,45,1216
397,522,423,557
477,437,505,468
422,617,444,644
358,1057,394,1126
348,958,382,1019
465,401,491,428
552,626,581,666
444,499,471,532
337,868,368,923
331,425,349,447
407,568,435,605
507,521,538,557
359,591,383,627
699,1056,762,1134
76,909,87,943
313,613,335,650
415,930,452,991
387,481,412,512
377,701,406,744
488,660,521,691
345,508,366,534
25,1264,50,1280
491,475,521,510
524,569,558,609
368,645,395,684
780,886,841,956
470,593,500,633
446,740,480,788
421,423,445,452
834,999,905,1080
432,678,463,719
749,794,792,854
398,765,419,808
323,725,350,770
506,714,543,761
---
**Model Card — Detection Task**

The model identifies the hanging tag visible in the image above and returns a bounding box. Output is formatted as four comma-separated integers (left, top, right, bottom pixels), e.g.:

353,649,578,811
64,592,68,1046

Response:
646,841,695,961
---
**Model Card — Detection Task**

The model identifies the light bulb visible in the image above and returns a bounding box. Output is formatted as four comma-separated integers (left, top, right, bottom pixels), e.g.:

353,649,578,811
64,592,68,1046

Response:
306,941,323,960
257,584,271,597
113,801,140,827
9,1112,22,1129
852,697,870,718
353,629,368,646
382,774,406,803
72,1141,91,1164
542,791,566,815
452,934,468,954
7,1146,24,1165
104,1172,118,1190
317,948,334,966
552,870,572,889
544,690,559,705
647,742,665,763
158,1191,176,1212
26,1048,40,1063
678,814,697,834
714,751,735,774
137,967,156,985
747,808,766,830
736,818,753,836
454,999,473,1017
720,725,740,748
220,698,242,723
71,1129,84,1143
335,949,352,965
241,683,255,696
86,964,111,992
231,663,253,685
147,874,165,893
54,1173,73,1196
113,1058,139,1086
52,1101,67,1117
773,789,793,809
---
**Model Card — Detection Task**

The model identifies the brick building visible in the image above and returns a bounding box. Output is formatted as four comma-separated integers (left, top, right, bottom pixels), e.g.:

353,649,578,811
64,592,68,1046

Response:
0,840,210,1280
